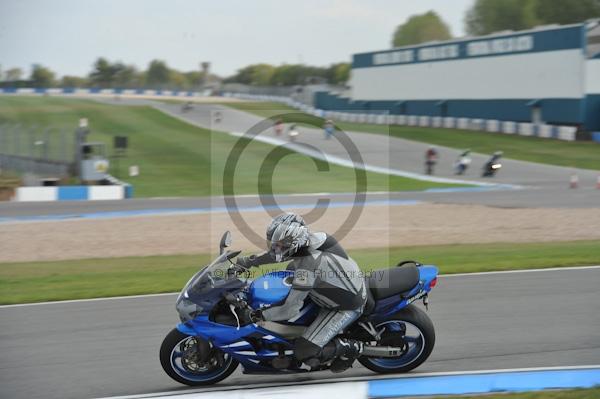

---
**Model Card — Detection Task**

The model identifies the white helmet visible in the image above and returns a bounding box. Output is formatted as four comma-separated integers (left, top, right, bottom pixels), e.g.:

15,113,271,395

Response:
266,213,309,262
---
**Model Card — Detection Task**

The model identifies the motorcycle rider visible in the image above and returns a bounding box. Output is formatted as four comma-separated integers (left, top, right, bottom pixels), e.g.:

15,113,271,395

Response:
323,119,335,140
425,146,438,175
489,150,502,163
288,124,300,141
235,213,366,372
454,149,471,175
273,118,284,136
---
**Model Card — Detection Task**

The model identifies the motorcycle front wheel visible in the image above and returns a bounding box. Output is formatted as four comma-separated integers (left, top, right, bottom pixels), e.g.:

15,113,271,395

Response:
359,304,435,373
160,328,239,386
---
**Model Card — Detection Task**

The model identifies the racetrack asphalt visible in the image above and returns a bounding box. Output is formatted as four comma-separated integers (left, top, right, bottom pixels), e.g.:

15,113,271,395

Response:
1,267,598,399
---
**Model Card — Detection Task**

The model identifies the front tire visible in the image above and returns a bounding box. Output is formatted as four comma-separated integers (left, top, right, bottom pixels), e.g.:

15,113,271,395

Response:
160,328,238,386
359,304,435,374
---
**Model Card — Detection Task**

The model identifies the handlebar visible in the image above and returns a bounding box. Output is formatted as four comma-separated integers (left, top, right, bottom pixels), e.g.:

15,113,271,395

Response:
224,292,247,309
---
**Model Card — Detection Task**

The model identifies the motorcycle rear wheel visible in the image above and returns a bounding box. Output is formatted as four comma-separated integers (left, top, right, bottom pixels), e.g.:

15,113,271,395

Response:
359,304,435,373
160,328,239,386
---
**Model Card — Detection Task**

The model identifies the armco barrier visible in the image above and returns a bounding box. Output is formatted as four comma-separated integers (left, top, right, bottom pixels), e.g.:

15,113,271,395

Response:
14,184,133,202
0,88,579,141
223,91,578,141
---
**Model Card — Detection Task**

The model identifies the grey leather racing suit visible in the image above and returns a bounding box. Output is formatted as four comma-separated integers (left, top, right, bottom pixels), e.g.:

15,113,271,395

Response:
244,232,367,357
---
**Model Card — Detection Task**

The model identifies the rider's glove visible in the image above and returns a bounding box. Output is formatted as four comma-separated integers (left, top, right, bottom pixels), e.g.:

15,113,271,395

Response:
236,255,255,269
228,263,248,276
249,309,263,323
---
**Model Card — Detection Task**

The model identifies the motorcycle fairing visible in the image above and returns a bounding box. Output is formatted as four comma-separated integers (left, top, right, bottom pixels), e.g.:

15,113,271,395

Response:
177,314,306,373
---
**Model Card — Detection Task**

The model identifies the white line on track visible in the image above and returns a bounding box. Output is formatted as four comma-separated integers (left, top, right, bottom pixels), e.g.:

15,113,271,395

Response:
94,365,600,399
0,292,177,308
439,264,600,277
1,265,598,309
228,131,505,187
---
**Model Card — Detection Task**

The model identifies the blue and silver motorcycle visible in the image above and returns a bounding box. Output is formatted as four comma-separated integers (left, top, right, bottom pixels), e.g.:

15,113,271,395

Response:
160,232,439,386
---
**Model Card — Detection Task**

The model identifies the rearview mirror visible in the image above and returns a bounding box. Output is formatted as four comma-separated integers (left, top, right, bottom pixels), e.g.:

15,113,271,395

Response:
220,231,232,254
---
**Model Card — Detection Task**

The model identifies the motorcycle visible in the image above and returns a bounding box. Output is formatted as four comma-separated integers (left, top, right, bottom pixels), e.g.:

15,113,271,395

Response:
454,151,471,175
482,161,502,177
482,152,503,177
160,231,439,386
181,102,193,113
288,124,300,142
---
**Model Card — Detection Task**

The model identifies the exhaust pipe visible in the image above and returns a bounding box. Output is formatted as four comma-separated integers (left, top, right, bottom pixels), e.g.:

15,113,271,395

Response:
361,345,404,358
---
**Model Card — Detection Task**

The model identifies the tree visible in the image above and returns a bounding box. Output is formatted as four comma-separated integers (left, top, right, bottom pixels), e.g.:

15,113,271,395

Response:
326,63,350,85
146,60,170,88
250,64,276,86
271,64,328,86
60,75,88,87
225,63,351,86
184,71,203,88
30,65,55,88
532,0,600,25
392,11,452,47
466,0,537,36
5,67,23,82
113,63,140,88
89,57,116,87
271,65,301,85
226,64,276,85
169,70,188,89
464,0,599,36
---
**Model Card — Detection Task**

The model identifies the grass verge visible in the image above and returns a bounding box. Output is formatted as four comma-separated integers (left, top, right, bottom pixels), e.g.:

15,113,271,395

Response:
225,102,600,170
1,240,599,304
0,96,460,197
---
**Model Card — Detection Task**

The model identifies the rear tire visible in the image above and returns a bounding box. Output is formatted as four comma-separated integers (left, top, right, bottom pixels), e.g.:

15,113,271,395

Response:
160,328,238,386
359,304,435,373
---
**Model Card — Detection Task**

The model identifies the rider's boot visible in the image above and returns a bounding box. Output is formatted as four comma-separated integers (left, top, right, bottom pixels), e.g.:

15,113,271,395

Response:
329,338,363,373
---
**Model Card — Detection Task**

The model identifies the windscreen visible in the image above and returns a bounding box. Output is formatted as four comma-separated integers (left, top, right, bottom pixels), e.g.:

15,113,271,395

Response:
178,252,247,305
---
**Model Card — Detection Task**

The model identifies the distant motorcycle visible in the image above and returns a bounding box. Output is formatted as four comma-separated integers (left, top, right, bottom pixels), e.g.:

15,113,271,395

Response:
181,102,193,113
214,111,222,124
288,124,300,142
454,150,472,175
482,151,503,177
160,231,439,386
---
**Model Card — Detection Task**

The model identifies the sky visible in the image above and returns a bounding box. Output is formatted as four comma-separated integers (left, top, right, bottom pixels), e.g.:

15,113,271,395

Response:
0,0,474,79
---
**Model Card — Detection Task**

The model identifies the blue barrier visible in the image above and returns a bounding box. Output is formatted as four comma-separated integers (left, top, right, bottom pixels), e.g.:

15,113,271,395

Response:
57,186,88,201
124,184,134,199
